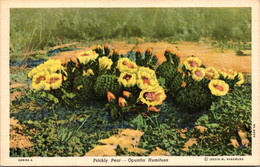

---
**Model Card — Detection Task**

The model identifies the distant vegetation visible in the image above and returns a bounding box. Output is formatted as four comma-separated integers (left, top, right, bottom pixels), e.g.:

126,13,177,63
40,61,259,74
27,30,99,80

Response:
10,8,251,55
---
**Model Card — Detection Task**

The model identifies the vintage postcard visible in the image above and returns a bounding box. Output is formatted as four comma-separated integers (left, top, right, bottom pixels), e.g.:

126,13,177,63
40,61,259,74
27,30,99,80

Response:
1,0,260,166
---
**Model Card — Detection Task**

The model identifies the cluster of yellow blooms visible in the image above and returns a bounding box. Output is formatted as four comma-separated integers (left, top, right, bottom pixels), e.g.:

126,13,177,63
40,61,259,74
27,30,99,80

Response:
78,50,113,73
28,59,64,91
77,50,99,64
28,46,244,108
77,49,113,71
29,49,115,91
117,57,166,107
77,50,113,91
183,56,245,96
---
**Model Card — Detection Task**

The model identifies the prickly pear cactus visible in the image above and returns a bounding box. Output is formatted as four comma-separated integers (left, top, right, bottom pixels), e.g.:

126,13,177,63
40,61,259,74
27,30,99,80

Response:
174,83,215,112
168,72,184,96
94,74,122,99
156,62,178,89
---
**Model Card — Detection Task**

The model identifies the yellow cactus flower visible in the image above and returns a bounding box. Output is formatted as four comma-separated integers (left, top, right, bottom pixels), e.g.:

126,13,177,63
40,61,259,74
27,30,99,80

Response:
83,69,94,77
47,65,62,74
137,76,159,90
183,57,202,70
43,59,63,73
45,73,62,90
218,68,229,78
28,67,40,78
236,73,244,86
226,69,238,79
118,72,137,87
137,67,158,90
192,67,205,82
138,67,157,77
219,68,237,80
205,67,219,80
77,50,98,64
28,59,62,78
98,56,113,70
32,71,49,90
138,86,166,107
116,58,138,73
208,79,229,96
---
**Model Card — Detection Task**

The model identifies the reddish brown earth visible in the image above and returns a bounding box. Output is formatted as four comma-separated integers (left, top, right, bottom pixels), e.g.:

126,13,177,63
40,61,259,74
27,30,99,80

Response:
10,92,21,102
10,83,28,89
51,41,251,73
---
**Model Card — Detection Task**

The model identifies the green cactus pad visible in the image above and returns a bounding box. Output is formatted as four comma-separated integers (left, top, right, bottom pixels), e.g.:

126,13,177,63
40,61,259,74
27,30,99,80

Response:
174,84,215,112
168,72,183,96
94,74,123,99
156,62,178,89
73,75,95,102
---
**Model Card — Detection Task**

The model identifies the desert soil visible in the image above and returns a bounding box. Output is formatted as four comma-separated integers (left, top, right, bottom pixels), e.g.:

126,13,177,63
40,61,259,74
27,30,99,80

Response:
52,41,251,73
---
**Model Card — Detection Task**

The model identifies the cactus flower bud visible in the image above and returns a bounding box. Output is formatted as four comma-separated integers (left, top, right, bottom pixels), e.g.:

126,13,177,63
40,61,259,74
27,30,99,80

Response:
118,97,126,107
181,81,186,88
178,67,181,72
97,45,102,49
166,47,173,54
136,48,142,54
146,47,152,54
107,91,116,102
114,49,119,55
123,91,132,98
